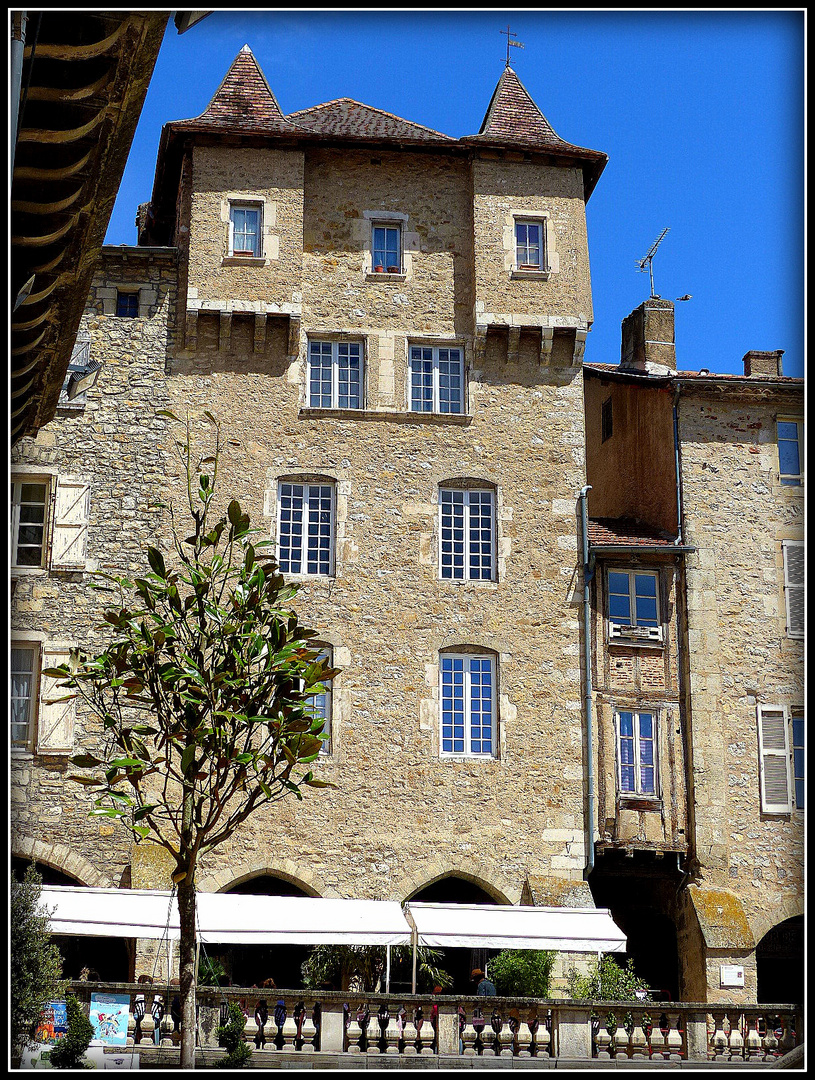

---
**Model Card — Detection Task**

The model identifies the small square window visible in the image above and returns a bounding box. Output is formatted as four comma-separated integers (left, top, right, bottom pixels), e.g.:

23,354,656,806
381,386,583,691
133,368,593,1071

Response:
116,292,139,318
515,219,547,272
230,204,262,257
607,568,662,642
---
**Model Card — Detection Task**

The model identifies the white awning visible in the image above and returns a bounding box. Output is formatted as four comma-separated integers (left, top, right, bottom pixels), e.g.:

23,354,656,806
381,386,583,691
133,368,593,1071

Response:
404,902,627,953
39,887,411,946
39,888,626,954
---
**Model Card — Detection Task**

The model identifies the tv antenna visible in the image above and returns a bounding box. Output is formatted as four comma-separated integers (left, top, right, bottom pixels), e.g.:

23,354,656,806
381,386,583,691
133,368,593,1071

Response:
636,228,669,297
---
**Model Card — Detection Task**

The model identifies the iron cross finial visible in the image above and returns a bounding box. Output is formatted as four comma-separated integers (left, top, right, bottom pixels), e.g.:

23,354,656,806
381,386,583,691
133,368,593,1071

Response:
500,25,524,67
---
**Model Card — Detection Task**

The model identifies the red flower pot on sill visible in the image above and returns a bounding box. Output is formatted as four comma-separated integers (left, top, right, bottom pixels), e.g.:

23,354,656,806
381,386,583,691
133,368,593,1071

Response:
374,265,384,272
387,266,400,274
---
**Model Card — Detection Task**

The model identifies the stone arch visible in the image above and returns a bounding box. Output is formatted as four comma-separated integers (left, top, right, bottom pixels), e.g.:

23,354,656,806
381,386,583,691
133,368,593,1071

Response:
750,896,805,951
395,857,520,906
11,836,114,888
197,859,340,898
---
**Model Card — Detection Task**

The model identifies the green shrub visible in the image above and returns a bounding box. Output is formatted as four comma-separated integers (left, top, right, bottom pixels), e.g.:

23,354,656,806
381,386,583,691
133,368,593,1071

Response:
48,995,94,1069
487,950,556,997
216,1001,252,1068
197,955,228,987
565,955,651,1002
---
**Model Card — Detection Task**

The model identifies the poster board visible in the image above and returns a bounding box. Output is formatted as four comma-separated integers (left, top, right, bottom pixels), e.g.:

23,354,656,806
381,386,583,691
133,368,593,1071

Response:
89,993,131,1047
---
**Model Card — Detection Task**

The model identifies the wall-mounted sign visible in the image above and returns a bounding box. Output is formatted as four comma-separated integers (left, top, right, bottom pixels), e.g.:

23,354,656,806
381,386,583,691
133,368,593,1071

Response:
720,964,745,988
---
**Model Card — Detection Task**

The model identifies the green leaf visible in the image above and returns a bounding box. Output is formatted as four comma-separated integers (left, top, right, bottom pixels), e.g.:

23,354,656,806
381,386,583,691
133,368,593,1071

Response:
71,754,103,768
155,409,181,422
147,547,166,578
181,744,197,775
227,500,243,526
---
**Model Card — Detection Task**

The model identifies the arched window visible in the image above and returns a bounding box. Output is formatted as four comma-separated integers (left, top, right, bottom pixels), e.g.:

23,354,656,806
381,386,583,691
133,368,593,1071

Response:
276,478,335,577
438,481,496,581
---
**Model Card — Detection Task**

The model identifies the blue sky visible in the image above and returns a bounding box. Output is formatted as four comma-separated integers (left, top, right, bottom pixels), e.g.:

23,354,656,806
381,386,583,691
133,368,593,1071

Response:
106,9,804,378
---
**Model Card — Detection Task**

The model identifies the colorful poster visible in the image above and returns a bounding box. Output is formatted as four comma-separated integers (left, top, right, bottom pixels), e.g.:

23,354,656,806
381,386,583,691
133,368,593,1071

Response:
89,993,131,1047
33,1001,67,1043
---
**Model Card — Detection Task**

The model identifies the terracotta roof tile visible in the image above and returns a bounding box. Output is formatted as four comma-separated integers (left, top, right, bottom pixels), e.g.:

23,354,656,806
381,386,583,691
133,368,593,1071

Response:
286,98,454,144
588,518,678,548
585,362,802,384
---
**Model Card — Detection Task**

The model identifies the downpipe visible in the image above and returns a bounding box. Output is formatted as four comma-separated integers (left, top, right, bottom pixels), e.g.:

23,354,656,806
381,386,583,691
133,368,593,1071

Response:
579,485,596,880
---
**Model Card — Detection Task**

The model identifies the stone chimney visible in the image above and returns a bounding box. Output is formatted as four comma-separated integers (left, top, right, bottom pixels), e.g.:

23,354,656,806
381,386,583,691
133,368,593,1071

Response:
742,350,784,378
620,297,676,374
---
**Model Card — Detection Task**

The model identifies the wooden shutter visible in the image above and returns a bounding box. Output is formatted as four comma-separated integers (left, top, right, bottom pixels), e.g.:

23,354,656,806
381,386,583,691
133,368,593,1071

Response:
36,646,76,755
757,706,792,813
51,479,90,569
782,541,804,637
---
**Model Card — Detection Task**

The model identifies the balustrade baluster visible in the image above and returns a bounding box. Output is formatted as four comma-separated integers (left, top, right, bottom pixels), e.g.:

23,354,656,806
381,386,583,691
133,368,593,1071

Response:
400,1011,417,1055
281,1009,299,1053
298,1003,316,1053
778,1013,796,1058
612,1016,630,1059
244,1009,260,1050
728,1011,744,1060
346,1013,363,1054
710,1011,728,1060
139,1011,154,1046
594,1017,612,1060
630,1011,649,1060
744,1015,763,1060
415,1008,434,1055
533,1014,552,1058
461,1011,479,1056
666,1011,684,1061
648,1017,666,1061
498,1014,514,1058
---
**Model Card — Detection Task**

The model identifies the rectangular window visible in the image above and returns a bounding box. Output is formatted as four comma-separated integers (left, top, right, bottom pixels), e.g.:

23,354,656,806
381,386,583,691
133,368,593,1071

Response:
372,225,401,273
601,397,613,442
782,541,804,639
277,482,334,577
307,649,332,755
792,710,804,810
308,340,362,410
439,488,495,581
410,345,464,415
230,204,261,257
617,711,658,797
757,705,793,813
777,419,803,486
116,292,139,318
440,653,496,757
11,479,48,568
607,569,662,641
11,645,37,748
515,219,547,271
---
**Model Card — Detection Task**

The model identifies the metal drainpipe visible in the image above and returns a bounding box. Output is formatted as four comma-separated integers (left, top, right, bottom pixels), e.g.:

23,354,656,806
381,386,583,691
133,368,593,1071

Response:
579,485,596,879
10,12,27,182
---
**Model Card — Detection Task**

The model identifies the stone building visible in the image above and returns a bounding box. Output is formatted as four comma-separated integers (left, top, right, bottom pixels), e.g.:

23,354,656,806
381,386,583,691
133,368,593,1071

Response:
11,47,803,1003
583,301,804,1003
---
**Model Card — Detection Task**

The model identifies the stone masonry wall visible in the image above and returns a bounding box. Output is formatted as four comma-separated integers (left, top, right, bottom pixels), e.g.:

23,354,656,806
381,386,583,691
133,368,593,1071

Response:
678,389,804,982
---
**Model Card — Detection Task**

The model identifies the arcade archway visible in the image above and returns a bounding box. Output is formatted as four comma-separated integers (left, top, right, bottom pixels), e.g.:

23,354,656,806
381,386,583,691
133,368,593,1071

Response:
756,916,803,1005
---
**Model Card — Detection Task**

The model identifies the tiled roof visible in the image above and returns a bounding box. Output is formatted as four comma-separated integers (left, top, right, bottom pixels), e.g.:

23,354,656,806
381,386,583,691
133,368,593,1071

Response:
172,45,296,134
464,65,605,162
286,98,455,144
588,518,679,548
585,363,802,385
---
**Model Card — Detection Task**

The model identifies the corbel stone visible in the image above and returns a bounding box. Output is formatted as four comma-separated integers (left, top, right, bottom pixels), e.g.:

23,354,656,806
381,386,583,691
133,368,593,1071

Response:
507,326,521,365
540,326,554,365
218,311,232,355
474,323,488,367
184,310,198,353
253,313,267,354
572,329,588,366
287,314,301,359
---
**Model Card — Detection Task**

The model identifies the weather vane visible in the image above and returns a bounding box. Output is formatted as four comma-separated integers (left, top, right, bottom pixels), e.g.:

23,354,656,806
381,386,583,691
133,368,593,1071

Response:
636,228,669,298
500,25,524,67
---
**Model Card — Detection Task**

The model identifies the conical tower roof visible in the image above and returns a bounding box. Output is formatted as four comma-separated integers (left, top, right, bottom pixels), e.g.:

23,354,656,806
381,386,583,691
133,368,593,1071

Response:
462,65,607,197
172,45,296,134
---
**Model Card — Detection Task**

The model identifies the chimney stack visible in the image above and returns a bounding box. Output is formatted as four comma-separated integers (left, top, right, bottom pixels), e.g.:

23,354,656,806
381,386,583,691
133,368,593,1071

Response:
620,297,675,374
742,350,784,378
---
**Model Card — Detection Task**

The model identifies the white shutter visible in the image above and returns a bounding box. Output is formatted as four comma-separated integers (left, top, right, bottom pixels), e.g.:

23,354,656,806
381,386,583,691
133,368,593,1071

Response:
782,541,804,638
51,479,90,569
36,647,76,755
757,706,792,813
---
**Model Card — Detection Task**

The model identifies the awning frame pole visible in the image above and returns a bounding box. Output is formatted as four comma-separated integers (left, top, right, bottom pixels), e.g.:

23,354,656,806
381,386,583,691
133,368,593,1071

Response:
385,945,391,993
411,928,418,994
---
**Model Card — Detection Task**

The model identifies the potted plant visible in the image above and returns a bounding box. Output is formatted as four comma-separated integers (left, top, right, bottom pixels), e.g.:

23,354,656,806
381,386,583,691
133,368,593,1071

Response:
374,264,385,273
387,265,400,274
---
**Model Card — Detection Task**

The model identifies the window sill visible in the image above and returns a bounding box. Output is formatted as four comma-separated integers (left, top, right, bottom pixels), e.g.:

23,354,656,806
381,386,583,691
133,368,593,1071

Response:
365,272,406,283
511,269,551,281
607,637,665,651
618,796,662,811
222,255,267,267
299,407,471,426
439,577,498,588
440,754,499,763
283,572,336,583
11,566,48,578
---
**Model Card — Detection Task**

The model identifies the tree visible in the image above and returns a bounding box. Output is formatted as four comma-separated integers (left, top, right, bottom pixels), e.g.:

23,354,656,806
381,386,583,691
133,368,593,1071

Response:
48,994,94,1069
565,955,651,1001
487,949,555,997
10,865,68,1059
46,415,336,1069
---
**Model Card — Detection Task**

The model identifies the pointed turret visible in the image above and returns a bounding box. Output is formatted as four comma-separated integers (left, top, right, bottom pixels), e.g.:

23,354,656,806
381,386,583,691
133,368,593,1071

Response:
462,66,607,199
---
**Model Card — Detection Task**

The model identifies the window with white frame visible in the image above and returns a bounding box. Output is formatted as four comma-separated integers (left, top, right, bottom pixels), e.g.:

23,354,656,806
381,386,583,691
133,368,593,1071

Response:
11,478,49,568
607,568,662,642
308,340,363,410
616,710,658,797
372,224,401,273
782,540,804,639
440,652,496,757
514,218,547,272
306,647,333,755
229,203,262,257
439,486,495,581
757,705,803,813
277,481,335,577
777,418,804,486
11,644,37,748
409,345,464,415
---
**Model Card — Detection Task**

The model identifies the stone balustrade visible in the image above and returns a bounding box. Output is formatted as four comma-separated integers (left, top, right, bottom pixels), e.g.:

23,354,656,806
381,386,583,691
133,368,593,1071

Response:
67,983,802,1064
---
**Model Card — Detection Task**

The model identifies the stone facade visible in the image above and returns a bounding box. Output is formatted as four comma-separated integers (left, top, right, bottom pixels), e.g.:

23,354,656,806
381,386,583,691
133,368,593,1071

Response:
11,48,802,1005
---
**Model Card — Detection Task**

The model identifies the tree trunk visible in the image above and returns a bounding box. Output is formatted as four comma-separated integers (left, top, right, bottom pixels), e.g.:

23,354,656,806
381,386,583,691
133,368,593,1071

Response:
177,875,197,1069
